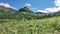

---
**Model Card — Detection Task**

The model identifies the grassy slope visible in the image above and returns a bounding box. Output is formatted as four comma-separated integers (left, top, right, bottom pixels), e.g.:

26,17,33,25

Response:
0,16,60,34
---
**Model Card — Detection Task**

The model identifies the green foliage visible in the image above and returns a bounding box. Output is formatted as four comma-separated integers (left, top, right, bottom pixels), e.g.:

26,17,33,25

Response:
0,6,60,34
0,7,60,19
0,16,60,34
0,9,39,19
0,10,15,19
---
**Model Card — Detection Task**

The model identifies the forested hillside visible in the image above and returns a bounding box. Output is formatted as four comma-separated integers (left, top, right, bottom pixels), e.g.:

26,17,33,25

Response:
0,6,60,34
0,6,60,19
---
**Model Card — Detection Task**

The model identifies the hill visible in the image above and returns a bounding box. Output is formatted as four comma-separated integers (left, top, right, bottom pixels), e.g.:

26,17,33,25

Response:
14,7,39,19
0,5,60,34
0,6,39,19
0,5,17,12
0,6,60,19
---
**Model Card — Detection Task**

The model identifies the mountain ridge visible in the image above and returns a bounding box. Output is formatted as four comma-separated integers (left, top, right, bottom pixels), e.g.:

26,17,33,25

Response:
0,6,60,19
0,5,17,12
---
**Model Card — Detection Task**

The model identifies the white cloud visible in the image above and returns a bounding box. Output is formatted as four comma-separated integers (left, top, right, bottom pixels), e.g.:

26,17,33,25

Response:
25,4,31,7
45,7,60,12
54,0,60,7
0,2,10,7
37,10,49,13
37,0,60,13
0,2,16,9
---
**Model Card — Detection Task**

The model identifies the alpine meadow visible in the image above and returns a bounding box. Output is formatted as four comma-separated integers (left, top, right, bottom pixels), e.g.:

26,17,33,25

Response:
0,0,60,34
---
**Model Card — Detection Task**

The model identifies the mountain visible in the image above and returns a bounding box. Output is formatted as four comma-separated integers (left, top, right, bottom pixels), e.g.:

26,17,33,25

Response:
35,12,48,17
0,5,17,19
0,5,17,12
18,7,33,13
13,7,39,19
0,5,60,19
36,12,47,14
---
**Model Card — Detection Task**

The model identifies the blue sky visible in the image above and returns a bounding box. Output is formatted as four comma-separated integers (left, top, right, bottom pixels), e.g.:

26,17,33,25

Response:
0,0,55,9
0,0,60,13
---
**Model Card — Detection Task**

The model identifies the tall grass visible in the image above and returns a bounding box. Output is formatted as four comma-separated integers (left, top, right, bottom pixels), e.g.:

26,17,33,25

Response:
0,16,60,34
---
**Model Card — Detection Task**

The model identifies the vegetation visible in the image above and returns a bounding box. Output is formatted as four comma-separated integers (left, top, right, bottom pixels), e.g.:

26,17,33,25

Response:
0,16,60,34
0,7,60,34
0,7,60,19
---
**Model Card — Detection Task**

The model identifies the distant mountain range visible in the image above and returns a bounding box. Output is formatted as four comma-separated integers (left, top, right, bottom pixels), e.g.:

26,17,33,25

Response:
0,5,60,19
0,5,17,12
0,5,60,14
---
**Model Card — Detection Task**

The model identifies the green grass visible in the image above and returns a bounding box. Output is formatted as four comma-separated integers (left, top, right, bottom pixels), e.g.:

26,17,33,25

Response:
0,16,60,34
